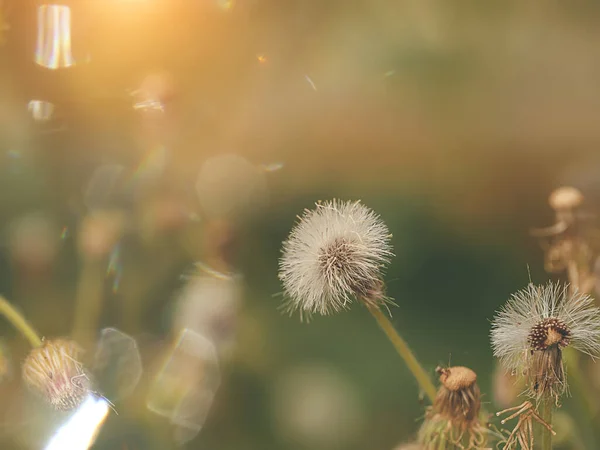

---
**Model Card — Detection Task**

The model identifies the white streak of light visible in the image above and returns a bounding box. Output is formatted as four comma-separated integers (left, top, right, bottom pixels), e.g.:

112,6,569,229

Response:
44,395,110,450
35,5,74,69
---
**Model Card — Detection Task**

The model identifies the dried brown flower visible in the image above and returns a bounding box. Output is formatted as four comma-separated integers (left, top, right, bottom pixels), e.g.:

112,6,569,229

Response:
532,187,596,293
418,366,487,450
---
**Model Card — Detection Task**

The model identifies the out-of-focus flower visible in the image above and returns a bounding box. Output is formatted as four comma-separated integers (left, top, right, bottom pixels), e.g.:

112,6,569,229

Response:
77,210,126,259
418,366,486,450
172,267,243,357
22,339,91,411
548,186,584,213
271,365,365,449
531,186,595,293
9,213,60,273
491,282,600,402
279,199,393,318
195,153,268,221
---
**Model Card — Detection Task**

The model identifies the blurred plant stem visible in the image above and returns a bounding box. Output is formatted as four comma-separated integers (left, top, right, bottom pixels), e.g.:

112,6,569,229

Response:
73,260,105,348
118,243,180,335
540,397,553,450
367,304,436,402
563,348,599,448
0,296,42,348
563,249,600,446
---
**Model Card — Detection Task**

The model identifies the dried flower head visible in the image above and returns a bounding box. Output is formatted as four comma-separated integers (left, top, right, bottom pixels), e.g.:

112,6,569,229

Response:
418,366,487,450
491,282,600,402
279,200,393,318
548,187,584,212
22,339,91,411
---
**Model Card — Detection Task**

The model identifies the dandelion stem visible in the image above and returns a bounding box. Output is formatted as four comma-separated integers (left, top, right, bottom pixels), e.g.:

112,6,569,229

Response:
540,397,553,450
367,305,436,402
72,260,105,348
0,296,42,348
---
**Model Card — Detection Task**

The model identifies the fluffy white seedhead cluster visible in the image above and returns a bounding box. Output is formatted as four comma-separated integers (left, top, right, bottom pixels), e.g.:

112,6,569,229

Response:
491,282,600,373
279,199,393,318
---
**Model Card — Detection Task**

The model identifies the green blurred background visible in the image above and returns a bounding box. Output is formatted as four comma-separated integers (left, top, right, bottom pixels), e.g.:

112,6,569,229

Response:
2,0,600,449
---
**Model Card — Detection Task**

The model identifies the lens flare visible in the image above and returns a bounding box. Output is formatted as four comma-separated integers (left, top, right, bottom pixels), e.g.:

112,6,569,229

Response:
43,395,110,450
92,328,142,401
28,100,54,122
147,329,221,443
35,5,74,69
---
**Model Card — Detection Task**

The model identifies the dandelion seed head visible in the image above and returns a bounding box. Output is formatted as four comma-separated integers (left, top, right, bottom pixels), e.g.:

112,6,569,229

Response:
22,339,90,411
491,282,600,400
279,200,393,318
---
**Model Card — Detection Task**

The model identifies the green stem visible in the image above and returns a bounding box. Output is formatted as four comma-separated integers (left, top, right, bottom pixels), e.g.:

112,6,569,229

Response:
367,305,436,402
540,397,553,450
72,260,105,348
0,296,42,348
563,348,598,448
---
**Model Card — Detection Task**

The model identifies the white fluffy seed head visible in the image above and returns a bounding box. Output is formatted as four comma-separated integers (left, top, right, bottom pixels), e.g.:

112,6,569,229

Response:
491,282,600,375
279,200,393,318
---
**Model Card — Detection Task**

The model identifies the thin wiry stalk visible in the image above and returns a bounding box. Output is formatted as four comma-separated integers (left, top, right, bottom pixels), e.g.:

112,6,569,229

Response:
0,295,42,348
368,305,436,402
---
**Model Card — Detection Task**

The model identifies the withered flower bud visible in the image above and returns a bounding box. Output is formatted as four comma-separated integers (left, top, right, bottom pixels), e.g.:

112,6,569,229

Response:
418,366,486,450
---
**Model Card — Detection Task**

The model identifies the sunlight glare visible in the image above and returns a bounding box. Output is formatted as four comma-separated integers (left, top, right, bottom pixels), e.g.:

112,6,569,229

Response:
44,395,110,450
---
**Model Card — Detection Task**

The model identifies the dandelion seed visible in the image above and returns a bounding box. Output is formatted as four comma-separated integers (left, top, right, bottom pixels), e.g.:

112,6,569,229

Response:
278,199,393,318
491,282,600,402
22,339,91,411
